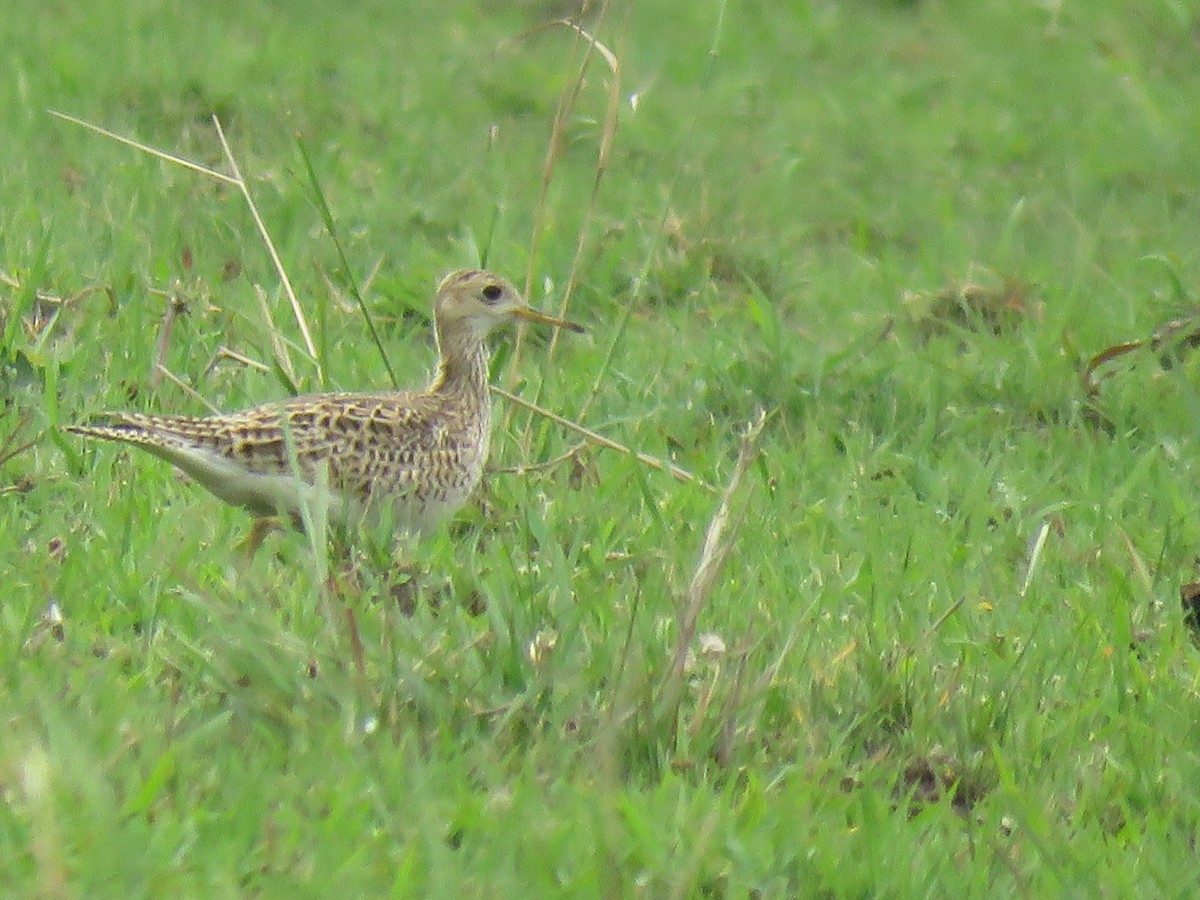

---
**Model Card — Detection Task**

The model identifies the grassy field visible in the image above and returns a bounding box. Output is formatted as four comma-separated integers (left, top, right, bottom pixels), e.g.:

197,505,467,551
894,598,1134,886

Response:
4,0,1200,894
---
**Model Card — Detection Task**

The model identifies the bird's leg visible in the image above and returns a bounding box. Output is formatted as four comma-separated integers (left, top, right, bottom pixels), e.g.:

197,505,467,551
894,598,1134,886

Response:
389,565,423,616
239,516,283,556
387,530,425,615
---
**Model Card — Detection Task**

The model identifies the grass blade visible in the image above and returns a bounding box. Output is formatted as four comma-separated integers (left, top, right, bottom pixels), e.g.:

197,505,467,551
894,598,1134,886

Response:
295,135,398,389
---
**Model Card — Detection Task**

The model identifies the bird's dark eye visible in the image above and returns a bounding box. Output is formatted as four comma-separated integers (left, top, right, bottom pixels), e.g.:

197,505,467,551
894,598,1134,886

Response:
481,283,504,304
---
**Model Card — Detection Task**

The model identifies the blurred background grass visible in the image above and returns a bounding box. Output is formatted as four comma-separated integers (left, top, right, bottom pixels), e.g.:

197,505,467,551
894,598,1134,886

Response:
4,0,1200,894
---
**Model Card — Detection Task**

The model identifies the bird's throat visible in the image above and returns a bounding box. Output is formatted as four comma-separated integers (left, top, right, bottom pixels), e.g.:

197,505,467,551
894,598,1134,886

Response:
430,333,491,404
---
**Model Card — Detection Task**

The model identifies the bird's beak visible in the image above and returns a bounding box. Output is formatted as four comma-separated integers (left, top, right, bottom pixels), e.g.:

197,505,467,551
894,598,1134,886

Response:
512,305,585,333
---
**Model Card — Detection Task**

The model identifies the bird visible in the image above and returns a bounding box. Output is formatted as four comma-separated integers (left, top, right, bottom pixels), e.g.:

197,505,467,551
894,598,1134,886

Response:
64,269,584,537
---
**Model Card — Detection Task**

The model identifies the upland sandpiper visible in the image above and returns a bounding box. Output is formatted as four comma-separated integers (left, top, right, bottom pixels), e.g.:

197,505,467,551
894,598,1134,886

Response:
65,269,583,535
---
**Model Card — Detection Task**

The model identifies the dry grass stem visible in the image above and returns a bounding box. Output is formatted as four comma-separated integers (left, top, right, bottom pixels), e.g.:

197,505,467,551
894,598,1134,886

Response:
360,255,385,297
344,607,367,681
0,270,115,316
1019,520,1050,598
676,412,765,653
657,410,766,731
715,651,749,767
505,13,619,369
207,346,272,375
1083,313,1200,394
0,411,37,468
148,286,188,386
50,110,322,385
152,365,222,415
490,439,589,476
1083,340,1143,393
491,384,713,490
48,109,238,185
253,284,298,387
922,596,967,643
211,115,321,383
544,19,620,360
1119,527,1154,598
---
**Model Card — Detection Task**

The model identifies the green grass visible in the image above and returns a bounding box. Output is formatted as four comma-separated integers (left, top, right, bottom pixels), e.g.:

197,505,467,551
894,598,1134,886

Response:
5,0,1200,894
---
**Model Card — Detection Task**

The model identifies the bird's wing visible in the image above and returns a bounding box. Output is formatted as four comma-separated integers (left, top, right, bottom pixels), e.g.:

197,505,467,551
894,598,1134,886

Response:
67,390,479,500
280,393,452,497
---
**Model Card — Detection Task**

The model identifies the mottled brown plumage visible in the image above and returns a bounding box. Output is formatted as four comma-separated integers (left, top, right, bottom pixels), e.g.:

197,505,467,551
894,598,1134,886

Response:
65,269,582,535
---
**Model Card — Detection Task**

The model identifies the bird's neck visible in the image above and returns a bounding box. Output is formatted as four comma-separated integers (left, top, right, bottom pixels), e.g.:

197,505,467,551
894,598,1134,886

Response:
429,324,491,401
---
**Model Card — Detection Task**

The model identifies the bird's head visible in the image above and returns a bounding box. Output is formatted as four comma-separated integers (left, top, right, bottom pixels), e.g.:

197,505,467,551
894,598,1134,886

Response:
434,269,584,341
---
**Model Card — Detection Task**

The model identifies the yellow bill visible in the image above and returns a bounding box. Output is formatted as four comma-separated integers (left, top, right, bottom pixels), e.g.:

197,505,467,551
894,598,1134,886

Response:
512,305,585,333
